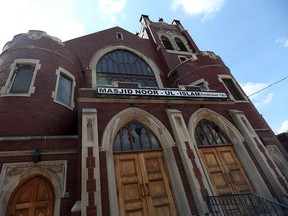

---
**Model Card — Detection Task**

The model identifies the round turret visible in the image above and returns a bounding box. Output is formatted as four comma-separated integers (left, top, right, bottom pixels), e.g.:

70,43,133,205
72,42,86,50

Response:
0,30,82,136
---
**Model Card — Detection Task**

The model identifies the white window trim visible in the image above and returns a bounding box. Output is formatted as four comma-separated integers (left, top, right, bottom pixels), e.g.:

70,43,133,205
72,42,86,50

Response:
190,78,211,91
116,32,123,40
52,67,76,110
178,55,187,62
218,74,248,102
0,59,41,97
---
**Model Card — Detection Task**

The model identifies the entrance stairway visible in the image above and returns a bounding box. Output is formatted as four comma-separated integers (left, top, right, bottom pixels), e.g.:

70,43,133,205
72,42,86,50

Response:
206,193,288,216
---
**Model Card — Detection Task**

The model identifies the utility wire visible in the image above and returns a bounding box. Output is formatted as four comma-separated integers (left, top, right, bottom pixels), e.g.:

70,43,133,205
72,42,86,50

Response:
248,76,288,97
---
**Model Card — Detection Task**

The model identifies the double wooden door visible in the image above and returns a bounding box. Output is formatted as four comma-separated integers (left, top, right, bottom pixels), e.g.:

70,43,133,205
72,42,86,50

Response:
114,151,177,216
199,145,254,195
7,176,54,216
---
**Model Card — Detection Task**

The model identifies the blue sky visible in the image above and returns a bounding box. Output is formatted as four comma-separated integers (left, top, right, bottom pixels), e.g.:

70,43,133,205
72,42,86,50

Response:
1,0,288,133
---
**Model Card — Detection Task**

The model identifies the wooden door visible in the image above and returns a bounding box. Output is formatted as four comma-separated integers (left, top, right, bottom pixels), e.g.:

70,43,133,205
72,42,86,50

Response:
199,145,254,195
7,176,54,216
114,151,177,216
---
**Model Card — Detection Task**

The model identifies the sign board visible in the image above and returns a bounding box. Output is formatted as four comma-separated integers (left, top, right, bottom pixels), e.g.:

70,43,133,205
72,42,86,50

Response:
97,87,228,99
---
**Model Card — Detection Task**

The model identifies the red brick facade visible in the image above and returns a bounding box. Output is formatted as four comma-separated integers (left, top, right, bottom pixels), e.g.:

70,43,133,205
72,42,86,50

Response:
1,15,287,215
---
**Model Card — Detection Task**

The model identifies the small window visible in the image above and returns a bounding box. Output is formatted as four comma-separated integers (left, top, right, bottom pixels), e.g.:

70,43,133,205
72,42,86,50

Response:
116,32,123,40
8,64,35,93
56,74,72,106
0,59,40,97
178,56,187,62
197,82,209,91
52,67,75,109
222,78,246,101
161,36,174,50
190,79,210,91
175,37,188,52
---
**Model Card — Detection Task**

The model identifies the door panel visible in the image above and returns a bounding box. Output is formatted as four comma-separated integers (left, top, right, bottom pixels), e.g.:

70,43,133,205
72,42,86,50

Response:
140,152,177,216
216,146,254,194
114,154,148,216
199,147,233,195
114,152,177,216
7,176,54,216
199,146,253,195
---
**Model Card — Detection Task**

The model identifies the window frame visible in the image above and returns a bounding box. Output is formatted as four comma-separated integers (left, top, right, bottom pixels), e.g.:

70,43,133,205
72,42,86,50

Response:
174,37,188,52
218,75,247,101
0,59,41,97
190,79,210,91
95,49,158,88
52,67,76,110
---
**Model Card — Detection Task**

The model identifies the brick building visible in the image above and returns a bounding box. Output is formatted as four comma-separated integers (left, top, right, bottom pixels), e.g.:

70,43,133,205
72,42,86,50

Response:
0,15,288,216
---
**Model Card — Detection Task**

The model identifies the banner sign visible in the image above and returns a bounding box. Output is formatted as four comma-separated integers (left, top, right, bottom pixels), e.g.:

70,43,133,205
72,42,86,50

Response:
97,87,228,99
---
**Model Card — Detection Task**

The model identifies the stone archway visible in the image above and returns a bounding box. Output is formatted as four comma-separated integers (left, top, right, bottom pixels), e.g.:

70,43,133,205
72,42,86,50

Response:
101,107,191,216
188,108,271,197
6,175,54,216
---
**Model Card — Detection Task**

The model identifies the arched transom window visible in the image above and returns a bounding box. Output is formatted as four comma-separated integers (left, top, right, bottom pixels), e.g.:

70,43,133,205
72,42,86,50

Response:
195,119,231,146
113,121,161,152
96,49,158,87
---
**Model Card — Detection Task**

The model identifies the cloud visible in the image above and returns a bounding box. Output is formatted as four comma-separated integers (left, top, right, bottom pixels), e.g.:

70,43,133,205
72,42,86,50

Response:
275,37,288,48
277,120,288,134
0,0,86,50
171,0,226,20
97,0,127,26
240,82,273,107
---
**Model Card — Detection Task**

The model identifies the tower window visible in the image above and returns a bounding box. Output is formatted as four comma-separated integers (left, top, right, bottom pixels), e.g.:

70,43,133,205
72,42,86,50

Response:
56,74,72,106
52,67,75,109
8,64,35,93
222,78,246,101
175,37,188,52
161,36,174,50
0,59,41,97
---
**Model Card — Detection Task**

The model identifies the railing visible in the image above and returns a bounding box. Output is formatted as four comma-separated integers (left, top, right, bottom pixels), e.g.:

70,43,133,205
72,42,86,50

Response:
206,193,288,216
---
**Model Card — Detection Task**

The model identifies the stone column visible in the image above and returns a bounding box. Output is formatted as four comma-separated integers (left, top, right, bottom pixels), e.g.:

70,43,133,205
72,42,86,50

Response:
81,109,102,216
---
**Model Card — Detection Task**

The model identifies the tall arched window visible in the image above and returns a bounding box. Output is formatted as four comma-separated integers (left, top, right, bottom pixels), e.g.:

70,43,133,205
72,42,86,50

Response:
96,49,158,87
175,37,188,52
195,119,231,146
113,121,161,151
161,36,174,50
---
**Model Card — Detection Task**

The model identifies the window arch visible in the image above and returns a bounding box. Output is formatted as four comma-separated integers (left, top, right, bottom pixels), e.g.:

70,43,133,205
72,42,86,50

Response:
161,35,174,50
175,37,188,52
195,119,231,146
96,49,158,87
113,121,161,151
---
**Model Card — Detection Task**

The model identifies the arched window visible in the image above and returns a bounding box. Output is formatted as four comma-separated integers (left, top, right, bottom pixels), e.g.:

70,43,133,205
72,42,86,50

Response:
175,37,188,52
113,121,161,151
195,119,231,146
96,49,158,87
161,36,174,50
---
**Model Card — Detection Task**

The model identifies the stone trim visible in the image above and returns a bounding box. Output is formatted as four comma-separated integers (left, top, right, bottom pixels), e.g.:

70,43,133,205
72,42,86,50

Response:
0,160,67,216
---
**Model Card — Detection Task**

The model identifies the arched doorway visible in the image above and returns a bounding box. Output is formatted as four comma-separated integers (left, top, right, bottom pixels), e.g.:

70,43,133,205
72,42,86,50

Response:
113,121,177,216
195,119,254,195
6,175,54,216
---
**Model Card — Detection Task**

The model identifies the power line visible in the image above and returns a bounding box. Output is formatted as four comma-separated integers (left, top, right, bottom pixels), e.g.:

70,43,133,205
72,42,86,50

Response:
248,76,288,97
